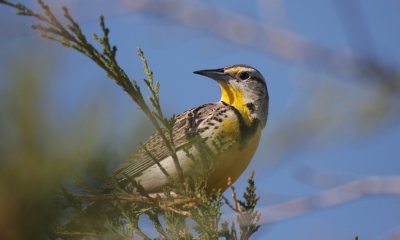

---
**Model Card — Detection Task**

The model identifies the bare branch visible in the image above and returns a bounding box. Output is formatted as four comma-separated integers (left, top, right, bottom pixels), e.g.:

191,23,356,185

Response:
121,0,400,91
259,176,400,224
333,0,378,58
381,225,400,240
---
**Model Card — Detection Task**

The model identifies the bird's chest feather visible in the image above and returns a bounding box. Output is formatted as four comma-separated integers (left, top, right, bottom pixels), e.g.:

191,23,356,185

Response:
206,116,262,191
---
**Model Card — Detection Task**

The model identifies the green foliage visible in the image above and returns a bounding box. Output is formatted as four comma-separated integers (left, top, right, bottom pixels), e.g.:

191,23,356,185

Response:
221,172,260,240
0,1,262,239
237,172,261,239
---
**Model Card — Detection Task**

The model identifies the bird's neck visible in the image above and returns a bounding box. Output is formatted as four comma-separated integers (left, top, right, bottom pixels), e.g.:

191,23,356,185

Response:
219,82,268,129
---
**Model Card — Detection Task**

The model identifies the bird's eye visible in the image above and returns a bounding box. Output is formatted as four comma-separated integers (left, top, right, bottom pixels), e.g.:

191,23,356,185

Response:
239,72,250,80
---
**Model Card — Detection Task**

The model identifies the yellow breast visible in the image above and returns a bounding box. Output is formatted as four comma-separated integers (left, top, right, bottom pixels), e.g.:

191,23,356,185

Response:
207,114,262,191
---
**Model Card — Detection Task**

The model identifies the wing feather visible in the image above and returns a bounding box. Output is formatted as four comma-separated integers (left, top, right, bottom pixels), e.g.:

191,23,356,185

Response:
113,102,225,182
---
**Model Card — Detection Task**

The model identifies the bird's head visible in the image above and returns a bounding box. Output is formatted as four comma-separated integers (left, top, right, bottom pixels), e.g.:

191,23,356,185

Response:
194,64,269,128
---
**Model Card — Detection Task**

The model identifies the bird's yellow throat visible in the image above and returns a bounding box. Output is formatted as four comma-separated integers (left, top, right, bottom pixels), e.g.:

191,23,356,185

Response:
219,83,252,125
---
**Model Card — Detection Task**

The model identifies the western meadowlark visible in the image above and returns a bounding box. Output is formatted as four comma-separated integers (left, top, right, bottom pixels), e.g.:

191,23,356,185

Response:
113,64,268,193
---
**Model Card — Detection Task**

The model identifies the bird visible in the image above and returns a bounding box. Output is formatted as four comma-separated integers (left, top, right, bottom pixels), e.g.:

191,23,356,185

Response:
113,64,269,194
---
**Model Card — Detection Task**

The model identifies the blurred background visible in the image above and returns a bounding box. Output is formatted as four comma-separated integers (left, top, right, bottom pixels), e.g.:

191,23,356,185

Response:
1,0,399,239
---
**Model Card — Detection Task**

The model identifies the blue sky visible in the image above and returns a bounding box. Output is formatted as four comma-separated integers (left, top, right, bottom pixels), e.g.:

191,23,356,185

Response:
1,0,400,239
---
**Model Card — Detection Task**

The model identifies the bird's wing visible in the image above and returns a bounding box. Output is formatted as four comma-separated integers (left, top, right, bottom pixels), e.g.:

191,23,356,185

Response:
112,102,226,182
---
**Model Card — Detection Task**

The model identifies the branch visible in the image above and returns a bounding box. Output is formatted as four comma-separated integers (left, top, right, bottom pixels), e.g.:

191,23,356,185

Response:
223,177,242,213
258,176,400,224
381,225,400,240
0,0,185,183
121,0,400,92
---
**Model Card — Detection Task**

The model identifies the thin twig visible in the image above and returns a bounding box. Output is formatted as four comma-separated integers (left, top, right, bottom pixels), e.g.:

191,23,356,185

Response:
1,0,186,186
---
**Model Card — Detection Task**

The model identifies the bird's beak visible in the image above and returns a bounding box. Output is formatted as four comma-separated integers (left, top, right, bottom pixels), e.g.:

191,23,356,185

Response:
193,68,229,82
